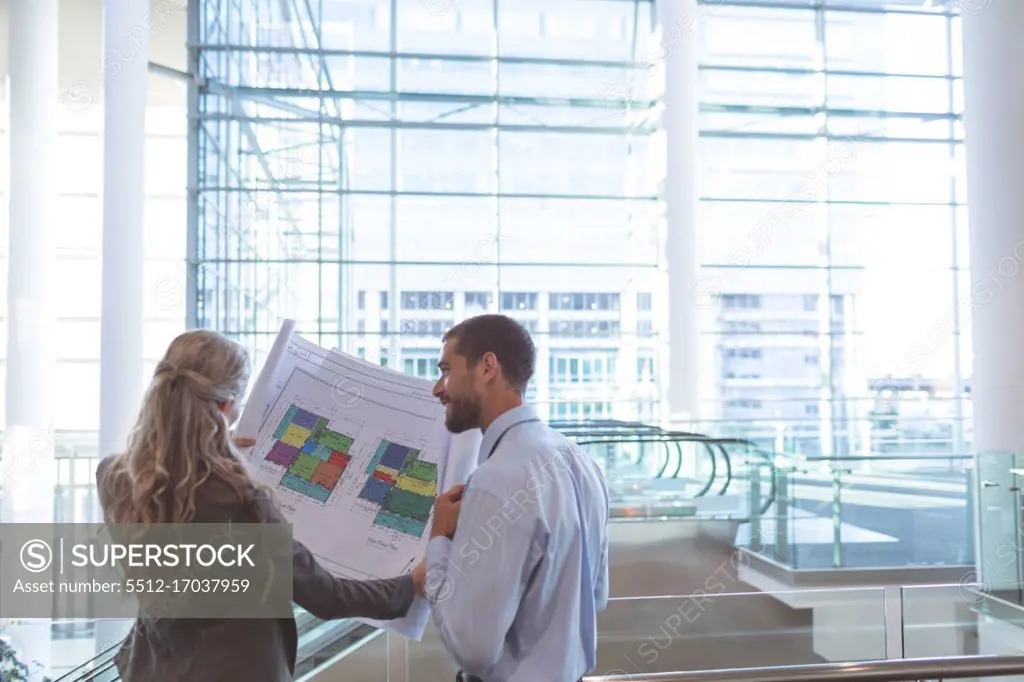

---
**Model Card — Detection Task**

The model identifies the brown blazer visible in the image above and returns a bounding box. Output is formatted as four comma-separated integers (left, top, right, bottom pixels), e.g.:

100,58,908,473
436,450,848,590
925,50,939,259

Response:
95,455,415,682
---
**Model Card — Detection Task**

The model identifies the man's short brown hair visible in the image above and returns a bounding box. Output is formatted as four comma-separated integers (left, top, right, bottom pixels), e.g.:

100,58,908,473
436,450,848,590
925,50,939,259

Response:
443,314,535,392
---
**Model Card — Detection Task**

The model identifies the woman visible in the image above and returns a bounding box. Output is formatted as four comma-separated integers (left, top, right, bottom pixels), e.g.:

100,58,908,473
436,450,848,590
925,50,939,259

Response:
96,329,424,681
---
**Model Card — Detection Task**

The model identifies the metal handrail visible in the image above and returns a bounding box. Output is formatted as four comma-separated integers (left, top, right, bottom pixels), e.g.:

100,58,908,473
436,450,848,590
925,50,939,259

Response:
581,654,1024,681
794,455,975,463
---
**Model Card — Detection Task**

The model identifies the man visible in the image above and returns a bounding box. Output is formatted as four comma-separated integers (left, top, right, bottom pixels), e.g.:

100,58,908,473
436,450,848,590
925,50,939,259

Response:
415,314,610,682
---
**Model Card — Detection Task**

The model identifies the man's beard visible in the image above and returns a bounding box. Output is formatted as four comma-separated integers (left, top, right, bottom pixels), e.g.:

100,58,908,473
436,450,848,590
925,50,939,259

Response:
445,396,482,434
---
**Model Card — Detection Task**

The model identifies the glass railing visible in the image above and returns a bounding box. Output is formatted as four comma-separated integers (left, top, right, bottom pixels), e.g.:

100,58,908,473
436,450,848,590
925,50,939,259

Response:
976,450,1024,607
361,582,1024,681
742,453,975,570
396,588,890,680
582,655,1024,681
61,433,1024,680
59,580,1024,682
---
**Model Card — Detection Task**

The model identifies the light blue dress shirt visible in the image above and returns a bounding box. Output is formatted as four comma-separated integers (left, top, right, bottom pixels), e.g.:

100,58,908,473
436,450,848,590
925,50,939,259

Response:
425,404,610,682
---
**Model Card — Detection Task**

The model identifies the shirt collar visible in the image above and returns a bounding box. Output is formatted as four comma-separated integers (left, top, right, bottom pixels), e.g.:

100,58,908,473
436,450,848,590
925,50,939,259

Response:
477,403,539,465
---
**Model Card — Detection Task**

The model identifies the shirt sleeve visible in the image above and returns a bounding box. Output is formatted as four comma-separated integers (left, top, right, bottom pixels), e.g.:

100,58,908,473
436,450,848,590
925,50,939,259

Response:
424,486,538,675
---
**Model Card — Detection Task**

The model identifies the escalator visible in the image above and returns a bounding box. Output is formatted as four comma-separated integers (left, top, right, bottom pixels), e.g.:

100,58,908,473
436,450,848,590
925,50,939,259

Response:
552,419,776,517
56,419,777,681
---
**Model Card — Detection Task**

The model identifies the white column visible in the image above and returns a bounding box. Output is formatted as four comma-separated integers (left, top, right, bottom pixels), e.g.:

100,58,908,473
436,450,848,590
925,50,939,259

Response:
961,1,1024,589
99,0,148,461
5,0,58,674
96,0,149,654
659,0,702,427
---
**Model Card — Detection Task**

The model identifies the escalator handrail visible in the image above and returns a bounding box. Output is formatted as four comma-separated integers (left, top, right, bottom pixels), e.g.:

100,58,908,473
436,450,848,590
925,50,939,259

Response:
690,441,718,499
669,440,684,480
574,435,775,513
715,444,733,496
577,436,720,501
655,440,669,479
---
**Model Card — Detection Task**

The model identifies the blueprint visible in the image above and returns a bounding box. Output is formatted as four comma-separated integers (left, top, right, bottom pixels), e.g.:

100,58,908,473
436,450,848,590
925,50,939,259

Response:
235,321,480,639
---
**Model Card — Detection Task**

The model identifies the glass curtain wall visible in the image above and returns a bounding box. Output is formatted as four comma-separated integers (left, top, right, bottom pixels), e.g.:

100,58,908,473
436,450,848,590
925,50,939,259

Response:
193,0,660,422
193,0,969,455
695,0,967,458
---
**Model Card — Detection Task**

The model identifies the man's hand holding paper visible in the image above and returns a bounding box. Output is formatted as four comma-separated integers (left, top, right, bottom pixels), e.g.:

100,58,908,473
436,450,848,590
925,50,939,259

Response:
431,484,465,539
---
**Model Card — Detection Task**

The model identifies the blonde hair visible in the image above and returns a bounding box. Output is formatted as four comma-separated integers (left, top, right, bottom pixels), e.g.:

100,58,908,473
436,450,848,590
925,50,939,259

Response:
100,329,263,524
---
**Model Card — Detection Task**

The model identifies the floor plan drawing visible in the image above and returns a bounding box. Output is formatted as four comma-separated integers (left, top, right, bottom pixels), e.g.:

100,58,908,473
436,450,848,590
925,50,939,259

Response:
236,323,482,640
359,439,438,538
266,405,355,503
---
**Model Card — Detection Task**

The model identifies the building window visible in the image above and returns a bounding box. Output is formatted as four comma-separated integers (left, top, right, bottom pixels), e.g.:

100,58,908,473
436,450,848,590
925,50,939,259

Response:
726,399,762,409
358,291,366,310
549,353,617,383
637,292,652,311
725,348,762,359
549,293,620,311
500,292,538,311
380,291,388,310
404,357,439,380
637,354,654,382
400,319,454,336
465,291,492,309
831,294,845,316
724,321,762,333
722,294,761,309
550,320,620,338
551,401,613,420
402,291,454,311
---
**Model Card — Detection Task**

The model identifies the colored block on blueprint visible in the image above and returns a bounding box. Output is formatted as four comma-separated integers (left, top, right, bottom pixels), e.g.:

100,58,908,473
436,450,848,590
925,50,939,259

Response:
328,451,350,468
384,487,434,521
379,442,413,471
289,407,321,430
372,470,396,485
320,430,354,453
309,443,334,461
288,453,321,480
281,473,331,503
360,477,392,504
396,475,437,497
405,459,436,483
311,462,343,490
309,417,329,441
266,440,300,467
280,423,312,449
273,406,299,439
365,441,389,475
374,509,427,538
